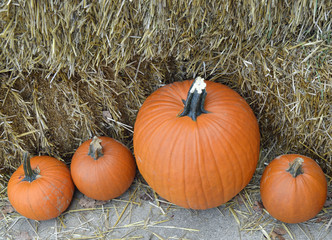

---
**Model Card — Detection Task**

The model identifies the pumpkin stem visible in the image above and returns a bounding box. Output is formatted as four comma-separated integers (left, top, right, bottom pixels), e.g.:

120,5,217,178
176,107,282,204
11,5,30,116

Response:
179,77,209,121
88,136,104,160
22,152,40,182
286,157,304,178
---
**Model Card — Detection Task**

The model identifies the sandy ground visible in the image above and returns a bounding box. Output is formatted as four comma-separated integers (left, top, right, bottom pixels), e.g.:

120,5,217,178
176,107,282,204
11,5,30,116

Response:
1,180,331,240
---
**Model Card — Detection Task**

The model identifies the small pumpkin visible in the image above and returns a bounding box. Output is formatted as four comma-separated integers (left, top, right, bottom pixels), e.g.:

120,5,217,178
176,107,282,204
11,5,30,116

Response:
133,77,260,209
260,154,327,223
70,136,136,201
7,153,74,220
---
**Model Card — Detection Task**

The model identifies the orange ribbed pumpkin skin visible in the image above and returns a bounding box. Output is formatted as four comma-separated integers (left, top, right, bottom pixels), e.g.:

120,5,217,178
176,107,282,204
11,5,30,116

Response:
134,80,260,209
7,156,74,220
260,154,327,223
71,136,136,201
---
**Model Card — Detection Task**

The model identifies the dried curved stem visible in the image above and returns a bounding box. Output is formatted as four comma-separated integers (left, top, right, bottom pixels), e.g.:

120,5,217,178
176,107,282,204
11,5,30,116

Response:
22,152,39,182
286,157,304,178
88,136,104,160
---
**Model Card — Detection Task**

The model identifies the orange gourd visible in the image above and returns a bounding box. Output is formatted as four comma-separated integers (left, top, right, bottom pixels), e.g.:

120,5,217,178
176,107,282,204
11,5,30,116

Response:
133,77,260,209
70,136,136,201
7,153,74,220
260,154,327,223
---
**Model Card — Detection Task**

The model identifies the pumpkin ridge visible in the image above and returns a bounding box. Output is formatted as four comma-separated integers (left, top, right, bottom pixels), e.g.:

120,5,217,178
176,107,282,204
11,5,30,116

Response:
34,179,63,217
290,171,326,222
181,128,190,208
290,179,301,221
203,116,253,190
194,126,210,209
26,182,53,219
301,162,327,178
303,173,327,190
140,84,185,108
200,116,241,198
36,159,70,170
10,184,27,218
207,100,250,112
170,121,189,205
40,173,73,196
299,173,327,200
213,106,255,120
141,118,194,207
138,110,173,121
206,97,257,122
88,163,104,199
35,163,66,170
210,107,257,129
26,185,40,220
167,122,188,206
78,161,100,199
198,121,220,205
167,124,178,202
38,165,70,175
102,160,125,198
134,113,176,145
216,126,244,196
209,114,259,172
36,174,69,204
146,97,183,109
303,176,326,209
263,174,295,214
136,118,170,177
141,96,182,113
200,119,227,203
148,86,182,104
29,157,69,175
166,80,193,102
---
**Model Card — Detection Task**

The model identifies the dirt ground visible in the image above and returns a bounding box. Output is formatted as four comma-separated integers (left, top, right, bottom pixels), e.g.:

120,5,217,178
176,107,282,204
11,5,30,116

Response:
1,178,331,240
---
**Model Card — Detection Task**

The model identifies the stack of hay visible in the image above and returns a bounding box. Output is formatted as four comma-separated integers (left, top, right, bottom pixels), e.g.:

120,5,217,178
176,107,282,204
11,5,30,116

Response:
0,0,331,189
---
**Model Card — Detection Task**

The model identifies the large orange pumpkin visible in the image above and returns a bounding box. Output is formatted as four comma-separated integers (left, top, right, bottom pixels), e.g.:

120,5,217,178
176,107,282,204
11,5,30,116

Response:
7,153,74,220
260,154,327,223
70,136,136,201
133,77,260,209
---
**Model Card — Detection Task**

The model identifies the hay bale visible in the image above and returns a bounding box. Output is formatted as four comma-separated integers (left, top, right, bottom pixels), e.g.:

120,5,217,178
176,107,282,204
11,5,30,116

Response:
0,0,331,179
